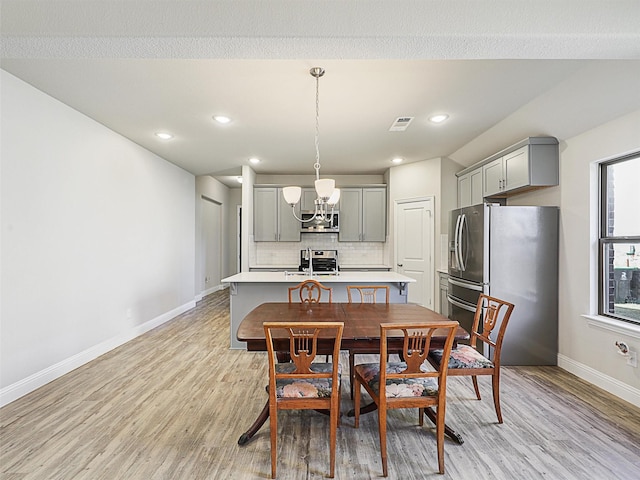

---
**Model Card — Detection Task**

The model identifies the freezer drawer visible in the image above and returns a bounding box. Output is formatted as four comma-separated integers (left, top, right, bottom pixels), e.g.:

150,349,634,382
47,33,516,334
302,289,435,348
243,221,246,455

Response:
448,277,484,305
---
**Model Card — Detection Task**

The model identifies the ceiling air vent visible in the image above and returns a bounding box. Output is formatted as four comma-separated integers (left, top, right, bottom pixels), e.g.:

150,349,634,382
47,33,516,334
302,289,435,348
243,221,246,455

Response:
389,116,414,132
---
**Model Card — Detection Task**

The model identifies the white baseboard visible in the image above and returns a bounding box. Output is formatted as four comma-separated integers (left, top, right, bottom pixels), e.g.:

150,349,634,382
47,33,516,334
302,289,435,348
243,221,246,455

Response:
558,353,640,408
0,299,196,408
202,283,226,298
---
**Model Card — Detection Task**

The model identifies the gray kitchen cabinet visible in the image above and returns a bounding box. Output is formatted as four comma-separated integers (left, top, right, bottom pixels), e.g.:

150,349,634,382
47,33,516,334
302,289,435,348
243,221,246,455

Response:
438,272,449,317
457,167,483,207
482,157,505,197
339,186,386,242
300,188,317,211
301,187,340,212
482,141,558,197
253,187,301,242
483,146,530,197
457,137,559,201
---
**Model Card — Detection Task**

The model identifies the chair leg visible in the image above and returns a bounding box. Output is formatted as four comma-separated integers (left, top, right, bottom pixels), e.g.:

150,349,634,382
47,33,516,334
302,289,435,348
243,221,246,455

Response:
353,377,361,428
349,351,355,399
269,401,278,479
337,382,341,428
418,407,424,426
329,396,337,478
492,371,503,424
378,406,388,477
472,375,481,400
436,403,445,474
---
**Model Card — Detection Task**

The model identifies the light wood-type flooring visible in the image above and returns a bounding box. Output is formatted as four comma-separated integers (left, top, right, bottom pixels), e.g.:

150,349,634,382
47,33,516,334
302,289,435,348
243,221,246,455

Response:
2,289,639,479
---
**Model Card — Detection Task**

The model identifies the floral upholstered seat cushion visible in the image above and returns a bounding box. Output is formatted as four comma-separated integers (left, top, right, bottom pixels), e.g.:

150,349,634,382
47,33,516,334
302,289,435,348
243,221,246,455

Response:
430,344,494,369
354,362,439,398
274,362,341,398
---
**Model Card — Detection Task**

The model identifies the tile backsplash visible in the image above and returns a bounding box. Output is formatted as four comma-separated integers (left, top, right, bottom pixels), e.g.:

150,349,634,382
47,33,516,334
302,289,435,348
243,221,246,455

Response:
250,233,388,267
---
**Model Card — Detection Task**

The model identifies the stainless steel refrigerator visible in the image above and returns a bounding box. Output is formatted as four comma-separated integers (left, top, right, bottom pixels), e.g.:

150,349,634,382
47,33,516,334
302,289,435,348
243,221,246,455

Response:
448,203,559,365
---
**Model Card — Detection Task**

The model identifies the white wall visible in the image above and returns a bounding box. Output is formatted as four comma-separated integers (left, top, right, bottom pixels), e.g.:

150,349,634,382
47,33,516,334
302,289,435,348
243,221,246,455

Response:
0,71,196,405
555,110,640,405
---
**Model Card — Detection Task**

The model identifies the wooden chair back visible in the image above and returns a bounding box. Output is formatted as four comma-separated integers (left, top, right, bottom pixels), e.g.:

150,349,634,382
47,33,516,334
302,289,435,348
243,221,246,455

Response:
347,285,390,304
469,294,515,367
378,322,458,408
345,285,390,399
288,279,333,304
263,321,344,478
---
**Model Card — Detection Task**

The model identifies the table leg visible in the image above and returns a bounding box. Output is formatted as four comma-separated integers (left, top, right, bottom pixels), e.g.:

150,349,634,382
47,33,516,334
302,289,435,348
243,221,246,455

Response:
238,398,270,446
422,407,464,445
346,402,377,417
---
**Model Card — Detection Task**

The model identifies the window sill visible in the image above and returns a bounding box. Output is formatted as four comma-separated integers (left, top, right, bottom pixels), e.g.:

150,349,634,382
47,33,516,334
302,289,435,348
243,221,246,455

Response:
582,314,640,339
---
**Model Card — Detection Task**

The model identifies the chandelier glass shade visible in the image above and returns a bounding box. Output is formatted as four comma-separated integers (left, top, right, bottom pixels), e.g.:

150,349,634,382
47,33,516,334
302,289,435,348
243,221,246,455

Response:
283,67,339,222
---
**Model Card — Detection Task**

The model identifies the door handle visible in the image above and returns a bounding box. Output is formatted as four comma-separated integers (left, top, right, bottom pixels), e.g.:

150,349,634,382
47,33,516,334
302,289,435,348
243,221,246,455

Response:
447,294,477,312
458,214,467,271
454,214,462,270
397,264,403,267
448,277,483,291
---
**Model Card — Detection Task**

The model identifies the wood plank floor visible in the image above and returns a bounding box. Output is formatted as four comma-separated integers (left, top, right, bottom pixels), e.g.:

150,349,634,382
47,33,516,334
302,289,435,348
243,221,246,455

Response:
2,289,639,479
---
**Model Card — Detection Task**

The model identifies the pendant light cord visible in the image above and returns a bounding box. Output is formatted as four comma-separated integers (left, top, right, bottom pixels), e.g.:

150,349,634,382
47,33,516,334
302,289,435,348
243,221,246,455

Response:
314,70,321,181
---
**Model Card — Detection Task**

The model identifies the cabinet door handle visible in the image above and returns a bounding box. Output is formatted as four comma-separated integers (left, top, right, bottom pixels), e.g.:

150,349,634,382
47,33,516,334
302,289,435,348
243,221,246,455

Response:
397,263,403,267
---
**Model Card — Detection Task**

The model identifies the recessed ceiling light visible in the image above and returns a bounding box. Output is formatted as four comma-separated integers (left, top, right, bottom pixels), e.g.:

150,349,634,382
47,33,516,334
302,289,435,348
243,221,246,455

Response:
429,114,449,124
392,157,404,164
249,157,261,164
236,176,243,184
155,132,173,140
213,115,232,124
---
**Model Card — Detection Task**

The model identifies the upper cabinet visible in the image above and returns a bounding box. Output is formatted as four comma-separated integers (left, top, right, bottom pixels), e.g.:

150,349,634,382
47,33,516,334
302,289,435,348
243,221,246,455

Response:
457,168,483,208
339,187,386,242
254,187,301,242
457,137,559,207
300,187,319,211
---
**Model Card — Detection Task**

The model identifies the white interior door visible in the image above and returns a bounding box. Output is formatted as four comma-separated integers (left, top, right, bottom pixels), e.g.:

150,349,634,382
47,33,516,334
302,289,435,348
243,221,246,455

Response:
395,197,434,308
202,197,222,294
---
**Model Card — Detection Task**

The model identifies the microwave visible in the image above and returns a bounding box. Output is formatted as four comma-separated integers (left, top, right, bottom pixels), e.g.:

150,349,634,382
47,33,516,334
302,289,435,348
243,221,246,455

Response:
300,211,339,233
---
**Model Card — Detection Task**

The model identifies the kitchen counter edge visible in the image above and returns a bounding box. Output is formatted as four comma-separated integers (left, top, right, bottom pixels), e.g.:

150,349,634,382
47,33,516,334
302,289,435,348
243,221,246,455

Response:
222,271,416,283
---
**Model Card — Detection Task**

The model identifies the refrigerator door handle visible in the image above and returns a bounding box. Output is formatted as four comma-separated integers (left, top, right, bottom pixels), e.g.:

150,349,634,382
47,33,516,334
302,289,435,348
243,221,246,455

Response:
447,294,477,313
453,214,462,270
458,213,467,271
448,277,484,291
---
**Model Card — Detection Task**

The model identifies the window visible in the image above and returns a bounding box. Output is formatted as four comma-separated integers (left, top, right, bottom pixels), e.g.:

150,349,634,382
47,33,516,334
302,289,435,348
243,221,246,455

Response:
599,153,640,325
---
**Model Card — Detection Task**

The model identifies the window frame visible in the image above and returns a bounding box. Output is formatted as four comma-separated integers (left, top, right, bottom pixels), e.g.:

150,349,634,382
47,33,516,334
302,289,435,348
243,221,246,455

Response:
598,152,640,325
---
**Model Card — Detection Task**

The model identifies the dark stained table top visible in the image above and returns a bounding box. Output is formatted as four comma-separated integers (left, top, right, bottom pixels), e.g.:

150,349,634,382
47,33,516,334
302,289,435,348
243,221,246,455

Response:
237,302,468,351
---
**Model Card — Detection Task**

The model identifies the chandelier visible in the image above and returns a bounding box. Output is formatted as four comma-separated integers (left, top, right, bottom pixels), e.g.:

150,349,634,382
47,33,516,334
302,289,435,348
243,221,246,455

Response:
282,67,340,222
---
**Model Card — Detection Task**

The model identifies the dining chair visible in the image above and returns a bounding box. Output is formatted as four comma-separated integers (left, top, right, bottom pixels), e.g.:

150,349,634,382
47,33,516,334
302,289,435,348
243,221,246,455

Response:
427,293,515,424
288,279,333,304
353,321,458,476
346,285,390,398
264,321,344,479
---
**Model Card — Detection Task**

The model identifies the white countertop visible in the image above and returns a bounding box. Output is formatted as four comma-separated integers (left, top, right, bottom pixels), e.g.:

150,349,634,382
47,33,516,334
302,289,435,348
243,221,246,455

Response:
222,271,416,284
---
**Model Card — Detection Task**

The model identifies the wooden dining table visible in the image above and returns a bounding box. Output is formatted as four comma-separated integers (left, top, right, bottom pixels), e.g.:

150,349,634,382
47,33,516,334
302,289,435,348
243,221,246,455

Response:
236,302,469,446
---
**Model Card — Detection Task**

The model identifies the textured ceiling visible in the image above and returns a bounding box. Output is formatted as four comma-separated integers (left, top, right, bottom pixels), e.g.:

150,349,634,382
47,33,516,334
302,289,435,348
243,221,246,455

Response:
2,1,639,186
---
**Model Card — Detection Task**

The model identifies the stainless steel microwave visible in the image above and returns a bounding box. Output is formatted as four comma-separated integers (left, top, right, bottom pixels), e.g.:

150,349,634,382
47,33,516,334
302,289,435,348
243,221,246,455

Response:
300,211,339,233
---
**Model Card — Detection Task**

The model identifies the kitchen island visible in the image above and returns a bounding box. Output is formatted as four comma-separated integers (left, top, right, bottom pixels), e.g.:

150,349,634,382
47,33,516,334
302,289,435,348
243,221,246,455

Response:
222,271,416,349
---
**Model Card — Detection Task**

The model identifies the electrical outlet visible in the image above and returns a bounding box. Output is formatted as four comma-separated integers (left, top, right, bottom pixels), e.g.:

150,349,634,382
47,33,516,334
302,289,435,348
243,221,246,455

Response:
628,350,638,368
